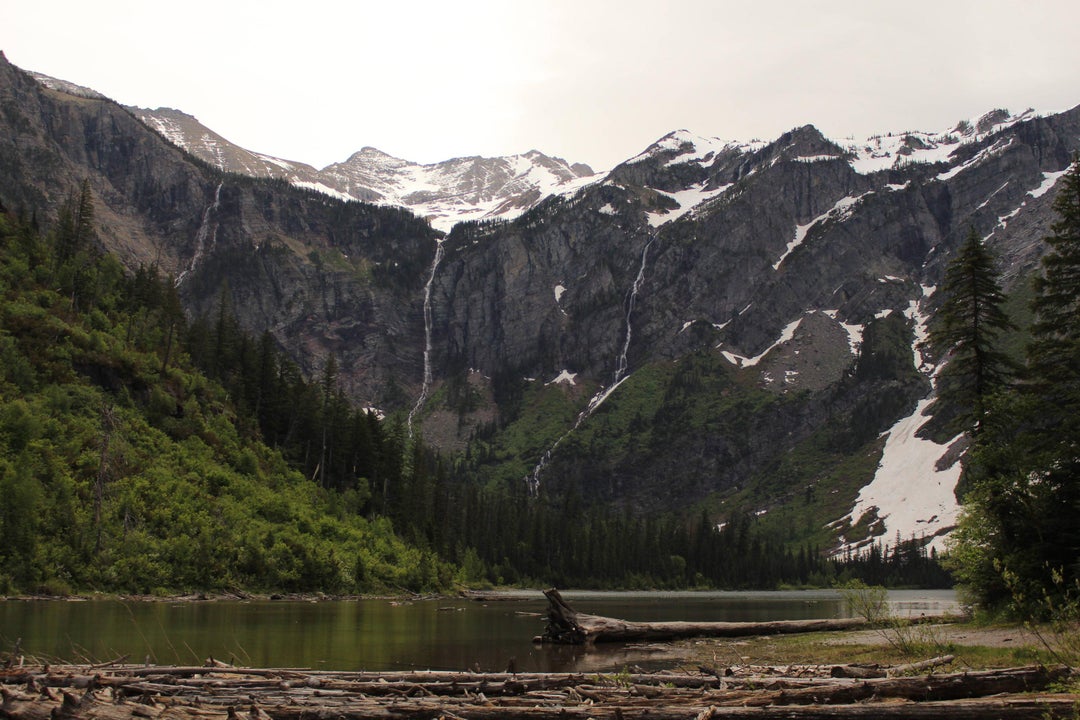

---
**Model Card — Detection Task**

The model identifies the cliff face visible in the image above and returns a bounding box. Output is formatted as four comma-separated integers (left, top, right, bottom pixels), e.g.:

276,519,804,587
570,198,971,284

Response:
431,111,1080,384
4,51,1079,545
0,53,440,405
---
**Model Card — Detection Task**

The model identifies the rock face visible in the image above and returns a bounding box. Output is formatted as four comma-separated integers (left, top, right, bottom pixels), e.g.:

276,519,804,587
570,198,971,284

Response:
431,112,1080,385
4,53,1080,547
421,104,1080,534
128,105,597,232
2,54,440,406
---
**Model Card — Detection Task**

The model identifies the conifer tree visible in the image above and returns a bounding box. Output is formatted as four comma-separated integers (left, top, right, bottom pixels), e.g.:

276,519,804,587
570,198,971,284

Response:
1028,158,1080,418
949,159,1080,612
927,227,1015,437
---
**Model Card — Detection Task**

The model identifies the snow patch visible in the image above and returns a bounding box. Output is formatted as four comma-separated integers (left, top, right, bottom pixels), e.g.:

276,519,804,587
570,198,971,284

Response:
977,182,1010,210
721,317,803,368
774,194,869,270
905,287,935,372
646,183,733,227
837,399,963,556
1029,169,1069,199
546,370,577,386
823,310,864,355
292,181,353,202
936,137,1015,181
626,130,736,166
843,109,1033,175
794,154,842,163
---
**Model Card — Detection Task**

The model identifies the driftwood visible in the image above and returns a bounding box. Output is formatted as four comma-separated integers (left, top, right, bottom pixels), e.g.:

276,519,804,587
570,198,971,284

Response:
0,663,1076,720
828,655,956,679
537,587,870,644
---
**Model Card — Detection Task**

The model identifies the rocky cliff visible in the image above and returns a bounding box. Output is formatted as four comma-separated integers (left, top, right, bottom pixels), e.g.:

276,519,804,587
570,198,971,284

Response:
1,53,440,405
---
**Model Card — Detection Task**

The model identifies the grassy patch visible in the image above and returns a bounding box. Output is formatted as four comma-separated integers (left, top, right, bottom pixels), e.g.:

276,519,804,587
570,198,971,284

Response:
676,623,1061,670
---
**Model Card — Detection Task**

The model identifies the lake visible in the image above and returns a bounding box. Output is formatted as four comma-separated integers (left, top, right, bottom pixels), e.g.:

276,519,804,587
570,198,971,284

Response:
0,589,959,673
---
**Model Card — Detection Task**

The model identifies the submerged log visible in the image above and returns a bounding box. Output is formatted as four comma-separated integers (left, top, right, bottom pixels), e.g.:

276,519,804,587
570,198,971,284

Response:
538,588,869,644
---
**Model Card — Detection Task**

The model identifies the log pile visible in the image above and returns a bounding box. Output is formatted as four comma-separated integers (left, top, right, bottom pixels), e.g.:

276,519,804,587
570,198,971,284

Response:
1,662,1076,719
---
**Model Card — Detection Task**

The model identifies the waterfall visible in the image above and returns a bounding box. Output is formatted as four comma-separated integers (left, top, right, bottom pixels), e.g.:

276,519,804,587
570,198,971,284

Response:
407,239,445,437
176,182,223,286
614,236,654,384
526,235,656,493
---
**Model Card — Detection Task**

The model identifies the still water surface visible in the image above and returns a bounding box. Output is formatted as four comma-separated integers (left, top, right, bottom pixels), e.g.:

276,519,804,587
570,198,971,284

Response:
0,590,958,673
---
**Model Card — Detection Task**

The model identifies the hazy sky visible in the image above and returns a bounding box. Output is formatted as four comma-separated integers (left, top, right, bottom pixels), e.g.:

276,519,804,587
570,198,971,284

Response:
5,0,1080,170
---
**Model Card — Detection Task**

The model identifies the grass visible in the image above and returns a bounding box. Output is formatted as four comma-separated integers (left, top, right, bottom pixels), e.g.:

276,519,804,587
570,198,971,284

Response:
675,623,1066,672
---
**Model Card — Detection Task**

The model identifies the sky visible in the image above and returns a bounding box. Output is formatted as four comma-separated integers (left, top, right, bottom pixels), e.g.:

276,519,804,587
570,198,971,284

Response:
5,0,1080,171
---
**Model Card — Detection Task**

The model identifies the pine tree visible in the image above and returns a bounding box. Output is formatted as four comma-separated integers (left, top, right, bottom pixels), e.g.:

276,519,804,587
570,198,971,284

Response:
1028,158,1080,414
927,227,1015,437
948,159,1080,612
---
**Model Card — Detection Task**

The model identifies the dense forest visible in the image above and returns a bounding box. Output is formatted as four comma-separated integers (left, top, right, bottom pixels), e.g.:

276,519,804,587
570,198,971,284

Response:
0,183,953,596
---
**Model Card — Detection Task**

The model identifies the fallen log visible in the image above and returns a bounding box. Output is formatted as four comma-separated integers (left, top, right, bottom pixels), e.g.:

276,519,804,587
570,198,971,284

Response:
764,664,1071,706
537,587,869,644
829,654,956,679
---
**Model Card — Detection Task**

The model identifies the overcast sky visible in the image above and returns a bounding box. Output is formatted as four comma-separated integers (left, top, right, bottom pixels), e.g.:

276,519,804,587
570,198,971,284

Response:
5,0,1080,171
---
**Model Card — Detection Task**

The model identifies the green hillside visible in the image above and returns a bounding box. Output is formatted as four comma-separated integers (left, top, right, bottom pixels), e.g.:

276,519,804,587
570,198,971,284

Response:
0,191,449,596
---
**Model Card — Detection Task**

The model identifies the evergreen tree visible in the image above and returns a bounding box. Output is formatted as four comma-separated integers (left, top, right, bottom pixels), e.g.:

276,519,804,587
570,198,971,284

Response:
948,159,1080,612
1028,158,1080,422
927,227,1015,437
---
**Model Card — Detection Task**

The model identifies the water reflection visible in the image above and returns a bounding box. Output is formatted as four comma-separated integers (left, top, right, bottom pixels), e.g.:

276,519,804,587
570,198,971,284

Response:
0,590,958,673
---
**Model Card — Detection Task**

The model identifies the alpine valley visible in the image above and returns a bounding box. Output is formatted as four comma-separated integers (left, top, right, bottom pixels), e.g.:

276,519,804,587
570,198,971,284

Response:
4,51,1079,573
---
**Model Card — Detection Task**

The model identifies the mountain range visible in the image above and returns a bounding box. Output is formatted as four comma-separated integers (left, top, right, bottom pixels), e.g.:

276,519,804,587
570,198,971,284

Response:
129,106,596,233
6,53,1078,556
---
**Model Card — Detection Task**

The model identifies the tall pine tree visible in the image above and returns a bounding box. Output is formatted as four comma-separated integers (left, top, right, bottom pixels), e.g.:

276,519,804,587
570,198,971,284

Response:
1029,157,1080,417
927,227,1015,438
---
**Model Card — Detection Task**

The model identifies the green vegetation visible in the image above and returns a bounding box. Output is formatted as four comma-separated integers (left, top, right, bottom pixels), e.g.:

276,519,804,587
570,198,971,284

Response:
0,190,449,596
925,226,1015,439
941,159,1080,619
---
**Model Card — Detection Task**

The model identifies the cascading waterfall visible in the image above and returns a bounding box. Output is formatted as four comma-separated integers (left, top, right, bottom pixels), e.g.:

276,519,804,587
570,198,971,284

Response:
176,182,223,286
527,235,656,493
614,236,654,384
407,239,446,437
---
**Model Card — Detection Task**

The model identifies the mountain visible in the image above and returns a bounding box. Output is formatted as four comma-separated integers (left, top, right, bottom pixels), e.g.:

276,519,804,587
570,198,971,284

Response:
422,108,1079,554
126,105,597,232
5,53,1079,558
5,55,440,407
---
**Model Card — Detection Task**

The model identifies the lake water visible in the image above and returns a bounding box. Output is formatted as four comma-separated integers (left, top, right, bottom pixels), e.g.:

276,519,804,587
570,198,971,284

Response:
0,589,959,673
